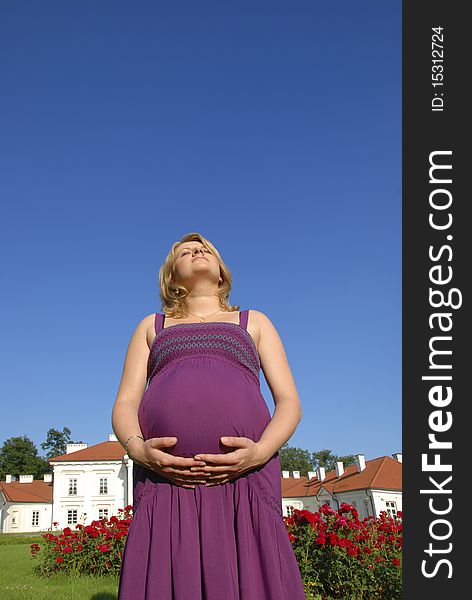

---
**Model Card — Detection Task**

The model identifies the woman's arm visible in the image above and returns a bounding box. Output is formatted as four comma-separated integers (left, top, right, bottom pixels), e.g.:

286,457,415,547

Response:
111,314,154,464
252,310,303,463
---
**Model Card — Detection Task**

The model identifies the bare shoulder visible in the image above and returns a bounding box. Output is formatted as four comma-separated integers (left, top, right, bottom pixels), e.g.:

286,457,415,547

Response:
248,309,276,329
141,313,158,349
247,309,278,349
129,313,158,350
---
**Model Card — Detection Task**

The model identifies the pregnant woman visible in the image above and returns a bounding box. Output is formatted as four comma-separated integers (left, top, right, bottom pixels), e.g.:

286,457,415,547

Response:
113,232,306,599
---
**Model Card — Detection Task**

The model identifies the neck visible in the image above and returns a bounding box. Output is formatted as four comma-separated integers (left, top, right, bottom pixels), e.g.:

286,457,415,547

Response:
183,284,222,316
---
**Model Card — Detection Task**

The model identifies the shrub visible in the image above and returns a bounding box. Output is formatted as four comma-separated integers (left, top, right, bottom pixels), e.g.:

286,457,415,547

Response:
285,503,402,600
30,506,133,577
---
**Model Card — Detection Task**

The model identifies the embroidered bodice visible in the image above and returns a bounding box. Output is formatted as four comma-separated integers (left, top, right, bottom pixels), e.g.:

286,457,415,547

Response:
147,318,261,386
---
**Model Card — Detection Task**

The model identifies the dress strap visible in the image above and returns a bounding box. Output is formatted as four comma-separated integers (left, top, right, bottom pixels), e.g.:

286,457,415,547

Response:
154,313,165,335
239,309,249,331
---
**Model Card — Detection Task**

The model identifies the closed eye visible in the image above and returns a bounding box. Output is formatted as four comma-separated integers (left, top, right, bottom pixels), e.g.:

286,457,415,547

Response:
180,248,212,256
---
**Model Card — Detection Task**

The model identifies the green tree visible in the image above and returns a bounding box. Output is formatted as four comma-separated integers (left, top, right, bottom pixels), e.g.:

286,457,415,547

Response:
0,435,49,480
279,445,358,476
311,449,356,472
41,427,72,459
279,443,314,476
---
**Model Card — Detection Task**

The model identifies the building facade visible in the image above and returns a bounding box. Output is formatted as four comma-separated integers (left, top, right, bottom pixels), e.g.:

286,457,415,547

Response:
1,435,402,532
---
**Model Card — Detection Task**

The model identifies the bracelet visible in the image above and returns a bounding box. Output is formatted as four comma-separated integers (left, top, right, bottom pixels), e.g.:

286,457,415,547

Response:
124,434,145,455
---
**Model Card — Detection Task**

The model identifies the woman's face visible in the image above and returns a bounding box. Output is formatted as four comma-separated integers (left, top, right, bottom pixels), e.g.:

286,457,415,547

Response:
172,241,221,287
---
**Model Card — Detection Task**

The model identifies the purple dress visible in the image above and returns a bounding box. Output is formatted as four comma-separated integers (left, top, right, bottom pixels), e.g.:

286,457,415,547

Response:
117,310,306,599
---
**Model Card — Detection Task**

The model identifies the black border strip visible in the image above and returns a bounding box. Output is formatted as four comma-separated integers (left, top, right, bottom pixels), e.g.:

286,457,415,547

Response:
403,2,468,596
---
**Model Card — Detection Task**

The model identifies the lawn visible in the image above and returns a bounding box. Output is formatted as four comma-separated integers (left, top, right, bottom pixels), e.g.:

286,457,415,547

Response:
0,534,318,599
0,536,119,600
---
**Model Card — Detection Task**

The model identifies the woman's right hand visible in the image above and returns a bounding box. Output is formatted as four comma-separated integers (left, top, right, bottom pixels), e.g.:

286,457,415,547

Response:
129,436,210,489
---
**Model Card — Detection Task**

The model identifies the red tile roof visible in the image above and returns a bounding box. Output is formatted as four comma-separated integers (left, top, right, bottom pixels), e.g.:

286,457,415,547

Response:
0,480,53,503
281,456,402,498
49,441,126,462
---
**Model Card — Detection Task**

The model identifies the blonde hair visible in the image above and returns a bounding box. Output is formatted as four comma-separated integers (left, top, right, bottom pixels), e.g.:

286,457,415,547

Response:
158,232,240,318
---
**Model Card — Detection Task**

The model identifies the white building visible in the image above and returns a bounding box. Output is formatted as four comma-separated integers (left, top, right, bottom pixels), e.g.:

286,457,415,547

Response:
0,435,402,532
0,433,132,532
47,433,133,528
281,453,403,519
0,473,53,533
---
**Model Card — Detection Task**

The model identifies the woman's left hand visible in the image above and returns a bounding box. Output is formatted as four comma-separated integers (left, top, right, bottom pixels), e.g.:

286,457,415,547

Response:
190,437,267,486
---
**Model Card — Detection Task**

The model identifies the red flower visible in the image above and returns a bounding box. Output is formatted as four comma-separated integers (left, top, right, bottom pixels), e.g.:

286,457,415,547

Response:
392,558,401,566
329,534,339,546
56,556,63,564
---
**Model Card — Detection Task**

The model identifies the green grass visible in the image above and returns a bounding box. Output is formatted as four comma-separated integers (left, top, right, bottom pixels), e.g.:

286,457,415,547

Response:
0,541,119,600
1,535,318,599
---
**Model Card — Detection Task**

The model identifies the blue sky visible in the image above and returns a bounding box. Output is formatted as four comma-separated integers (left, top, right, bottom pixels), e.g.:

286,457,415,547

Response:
0,1,401,463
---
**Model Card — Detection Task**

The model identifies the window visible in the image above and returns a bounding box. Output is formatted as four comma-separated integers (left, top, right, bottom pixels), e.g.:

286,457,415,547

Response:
98,508,109,520
11,510,19,528
99,478,108,495
386,501,397,518
67,509,78,525
32,511,39,527
286,502,303,517
68,478,77,495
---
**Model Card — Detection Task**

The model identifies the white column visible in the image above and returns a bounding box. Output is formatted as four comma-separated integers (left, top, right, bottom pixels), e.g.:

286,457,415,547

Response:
125,456,133,507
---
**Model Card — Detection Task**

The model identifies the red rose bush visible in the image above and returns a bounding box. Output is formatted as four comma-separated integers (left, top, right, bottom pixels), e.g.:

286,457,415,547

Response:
284,503,402,599
30,506,133,577
31,500,402,598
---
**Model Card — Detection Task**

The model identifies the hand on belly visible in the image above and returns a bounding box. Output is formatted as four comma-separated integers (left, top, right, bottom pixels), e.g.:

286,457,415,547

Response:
182,435,266,486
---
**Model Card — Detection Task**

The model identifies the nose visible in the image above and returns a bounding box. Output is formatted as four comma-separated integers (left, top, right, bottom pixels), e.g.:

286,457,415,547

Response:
193,248,205,257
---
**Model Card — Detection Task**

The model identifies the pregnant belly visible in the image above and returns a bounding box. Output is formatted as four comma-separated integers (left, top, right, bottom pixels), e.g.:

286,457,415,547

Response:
138,359,271,457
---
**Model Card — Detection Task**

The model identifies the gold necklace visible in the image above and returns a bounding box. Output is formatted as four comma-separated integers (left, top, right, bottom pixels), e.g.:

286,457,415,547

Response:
186,308,222,322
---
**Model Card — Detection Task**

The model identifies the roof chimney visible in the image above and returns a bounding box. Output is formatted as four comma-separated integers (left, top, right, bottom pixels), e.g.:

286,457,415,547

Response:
44,473,53,483
19,475,34,484
355,454,366,472
307,471,316,480
108,433,117,442
5,474,13,483
66,443,88,454
316,467,326,481
282,470,290,478
392,452,402,463
292,471,300,479
335,461,344,477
